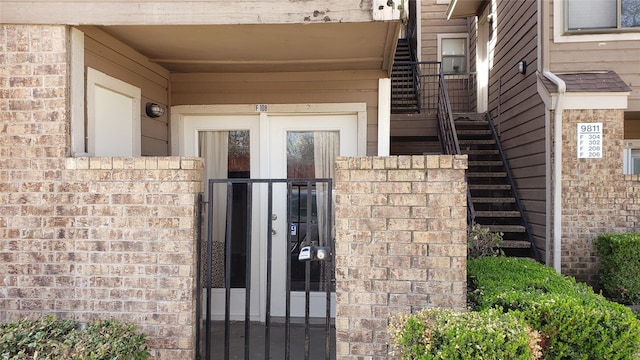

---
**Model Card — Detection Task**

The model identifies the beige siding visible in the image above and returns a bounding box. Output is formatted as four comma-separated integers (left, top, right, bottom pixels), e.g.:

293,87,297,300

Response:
171,71,382,155
420,0,469,61
80,26,171,156
548,1,640,112
487,0,547,258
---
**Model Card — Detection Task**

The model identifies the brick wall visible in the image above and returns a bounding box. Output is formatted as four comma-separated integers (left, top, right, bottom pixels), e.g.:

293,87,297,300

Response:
0,25,202,359
560,109,640,285
334,155,468,360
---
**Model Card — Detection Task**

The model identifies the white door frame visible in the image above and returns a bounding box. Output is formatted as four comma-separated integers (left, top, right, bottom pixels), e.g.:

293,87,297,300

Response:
171,103,367,157
172,103,367,321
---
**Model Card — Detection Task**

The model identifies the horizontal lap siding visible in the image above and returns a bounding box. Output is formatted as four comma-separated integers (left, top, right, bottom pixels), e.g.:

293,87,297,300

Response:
489,0,547,258
548,2,640,112
420,1,468,62
171,71,382,155
81,26,171,156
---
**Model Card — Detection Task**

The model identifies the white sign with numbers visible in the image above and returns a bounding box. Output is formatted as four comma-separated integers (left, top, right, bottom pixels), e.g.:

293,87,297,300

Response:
577,123,602,159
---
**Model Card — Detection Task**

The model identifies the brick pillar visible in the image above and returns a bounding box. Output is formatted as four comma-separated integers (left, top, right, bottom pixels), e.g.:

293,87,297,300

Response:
334,155,467,359
559,109,637,285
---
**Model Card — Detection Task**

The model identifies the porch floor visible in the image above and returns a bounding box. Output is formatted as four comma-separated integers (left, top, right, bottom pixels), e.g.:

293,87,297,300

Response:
202,321,336,360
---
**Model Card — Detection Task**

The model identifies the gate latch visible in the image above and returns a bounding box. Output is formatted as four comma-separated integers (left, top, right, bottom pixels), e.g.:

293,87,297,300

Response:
298,245,331,262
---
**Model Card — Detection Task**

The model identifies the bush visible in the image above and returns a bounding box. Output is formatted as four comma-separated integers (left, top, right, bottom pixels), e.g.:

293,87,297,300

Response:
595,233,640,305
0,315,149,360
468,257,640,359
388,308,542,360
467,223,503,258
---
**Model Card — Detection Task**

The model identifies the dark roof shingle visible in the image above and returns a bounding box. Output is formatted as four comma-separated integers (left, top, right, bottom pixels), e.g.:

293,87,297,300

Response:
540,71,632,94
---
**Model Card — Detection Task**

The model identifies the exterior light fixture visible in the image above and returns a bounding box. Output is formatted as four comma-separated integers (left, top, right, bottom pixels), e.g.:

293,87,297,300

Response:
518,60,527,75
145,102,165,118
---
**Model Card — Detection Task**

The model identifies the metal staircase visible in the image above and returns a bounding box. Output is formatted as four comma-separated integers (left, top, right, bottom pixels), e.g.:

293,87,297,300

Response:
388,40,539,260
391,38,419,113
454,112,539,259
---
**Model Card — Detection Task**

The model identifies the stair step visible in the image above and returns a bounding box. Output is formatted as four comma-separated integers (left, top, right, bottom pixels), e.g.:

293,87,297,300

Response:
459,139,496,145
472,197,516,203
475,211,521,217
467,172,507,177
469,160,503,166
463,149,500,155
453,113,486,121
457,129,492,135
485,224,526,233
469,184,512,190
499,240,532,249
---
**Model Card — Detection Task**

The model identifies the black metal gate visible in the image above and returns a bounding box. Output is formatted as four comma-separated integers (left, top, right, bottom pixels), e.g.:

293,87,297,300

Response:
196,178,335,360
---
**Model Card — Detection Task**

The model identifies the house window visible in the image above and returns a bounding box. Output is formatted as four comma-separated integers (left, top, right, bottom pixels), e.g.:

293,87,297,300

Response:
438,34,468,74
624,146,640,174
566,0,640,31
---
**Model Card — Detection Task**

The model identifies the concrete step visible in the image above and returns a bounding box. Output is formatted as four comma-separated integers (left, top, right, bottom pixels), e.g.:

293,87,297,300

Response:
459,139,496,145
467,172,507,178
499,240,532,249
485,224,526,233
472,197,516,203
475,211,521,217
469,160,504,167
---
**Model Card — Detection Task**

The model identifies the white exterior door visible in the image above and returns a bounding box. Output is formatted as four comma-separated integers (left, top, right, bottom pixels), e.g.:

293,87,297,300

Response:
173,104,365,321
268,114,358,318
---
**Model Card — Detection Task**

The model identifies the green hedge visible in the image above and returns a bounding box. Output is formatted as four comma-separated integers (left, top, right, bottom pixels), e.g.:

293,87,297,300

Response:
388,308,542,360
595,233,640,305
468,257,640,360
0,315,149,359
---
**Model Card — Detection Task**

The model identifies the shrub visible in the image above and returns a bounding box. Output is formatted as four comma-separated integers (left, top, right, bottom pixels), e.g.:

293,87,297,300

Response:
467,223,503,258
388,308,542,360
468,257,640,359
595,233,640,305
0,315,149,360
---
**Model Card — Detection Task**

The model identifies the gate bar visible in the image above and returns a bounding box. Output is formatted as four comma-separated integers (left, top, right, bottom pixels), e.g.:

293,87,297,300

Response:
325,181,333,360
264,182,274,358
285,181,292,360
244,183,253,360
224,182,234,360
205,189,214,360
194,194,203,360
304,180,312,360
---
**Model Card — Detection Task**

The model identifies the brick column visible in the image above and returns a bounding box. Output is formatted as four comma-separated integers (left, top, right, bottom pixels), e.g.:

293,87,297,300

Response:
559,109,640,285
334,155,467,359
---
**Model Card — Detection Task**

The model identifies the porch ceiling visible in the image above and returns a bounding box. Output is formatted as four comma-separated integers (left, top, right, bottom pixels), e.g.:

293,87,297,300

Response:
97,22,400,74
446,0,487,19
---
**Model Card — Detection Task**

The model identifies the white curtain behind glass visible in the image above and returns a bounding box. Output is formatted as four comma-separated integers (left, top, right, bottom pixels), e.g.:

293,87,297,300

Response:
313,131,339,246
199,131,228,288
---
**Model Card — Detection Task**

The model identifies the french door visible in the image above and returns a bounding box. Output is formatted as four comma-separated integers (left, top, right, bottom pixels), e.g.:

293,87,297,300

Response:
176,107,362,321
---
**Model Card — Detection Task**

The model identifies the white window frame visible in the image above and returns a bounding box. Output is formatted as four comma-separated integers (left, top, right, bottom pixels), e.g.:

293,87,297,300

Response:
554,0,640,43
437,33,469,74
624,140,640,174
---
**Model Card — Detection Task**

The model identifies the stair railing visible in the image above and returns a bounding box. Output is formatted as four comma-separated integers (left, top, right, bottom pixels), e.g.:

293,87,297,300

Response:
484,112,541,261
436,67,476,224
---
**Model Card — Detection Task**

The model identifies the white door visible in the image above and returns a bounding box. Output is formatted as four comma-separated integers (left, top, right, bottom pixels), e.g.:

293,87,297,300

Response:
177,109,361,321
86,68,141,156
268,114,358,318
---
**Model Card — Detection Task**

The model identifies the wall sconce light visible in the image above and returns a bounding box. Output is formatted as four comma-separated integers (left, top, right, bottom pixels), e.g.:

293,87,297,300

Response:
518,60,527,75
145,103,165,118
